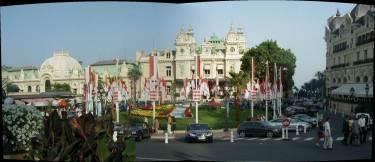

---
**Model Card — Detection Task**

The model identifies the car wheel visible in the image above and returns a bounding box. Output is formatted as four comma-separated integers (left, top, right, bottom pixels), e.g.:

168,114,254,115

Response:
208,138,213,143
136,133,143,141
298,126,304,132
266,131,273,138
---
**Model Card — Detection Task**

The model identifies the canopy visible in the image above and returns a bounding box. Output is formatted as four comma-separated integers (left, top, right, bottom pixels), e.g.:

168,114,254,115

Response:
331,83,373,97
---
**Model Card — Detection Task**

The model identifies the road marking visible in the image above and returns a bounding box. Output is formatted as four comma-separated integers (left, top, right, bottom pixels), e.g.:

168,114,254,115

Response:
292,137,300,141
304,137,314,141
336,137,344,141
274,137,283,141
260,138,271,141
136,157,177,161
247,137,258,141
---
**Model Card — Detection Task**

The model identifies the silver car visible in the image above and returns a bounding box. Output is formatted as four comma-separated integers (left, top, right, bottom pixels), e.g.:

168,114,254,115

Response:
267,118,312,132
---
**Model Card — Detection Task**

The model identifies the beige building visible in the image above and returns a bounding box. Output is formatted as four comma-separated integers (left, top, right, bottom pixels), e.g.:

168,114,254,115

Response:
136,25,247,101
325,5,374,114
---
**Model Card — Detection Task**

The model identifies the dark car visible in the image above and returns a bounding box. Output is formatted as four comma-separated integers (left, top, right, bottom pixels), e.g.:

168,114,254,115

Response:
124,122,151,141
185,123,213,143
237,121,281,138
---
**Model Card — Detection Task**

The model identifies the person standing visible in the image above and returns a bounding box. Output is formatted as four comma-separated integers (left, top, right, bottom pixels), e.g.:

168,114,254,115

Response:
348,116,354,145
315,119,324,147
167,115,172,134
172,116,177,134
358,115,367,144
154,118,160,133
351,116,361,146
323,117,332,150
341,116,349,145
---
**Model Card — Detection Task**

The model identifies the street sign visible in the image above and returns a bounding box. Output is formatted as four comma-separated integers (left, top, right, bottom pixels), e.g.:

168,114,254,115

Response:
192,90,201,101
282,118,290,128
251,91,257,100
150,90,158,101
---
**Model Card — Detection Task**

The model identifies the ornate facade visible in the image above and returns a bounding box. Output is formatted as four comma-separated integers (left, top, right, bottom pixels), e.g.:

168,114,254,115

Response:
325,5,374,114
136,25,248,100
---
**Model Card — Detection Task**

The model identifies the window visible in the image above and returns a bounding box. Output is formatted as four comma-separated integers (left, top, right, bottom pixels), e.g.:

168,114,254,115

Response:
166,52,171,59
364,76,368,83
36,85,40,93
73,89,77,94
333,78,336,83
364,50,368,59
28,86,32,92
204,69,210,75
180,48,184,54
356,77,361,83
191,70,195,76
357,52,360,61
230,47,235,52
217,69,223,75
333,57,336,65
166,86,171,94
166,66,172,77
343,78,347,83
338,78,341,83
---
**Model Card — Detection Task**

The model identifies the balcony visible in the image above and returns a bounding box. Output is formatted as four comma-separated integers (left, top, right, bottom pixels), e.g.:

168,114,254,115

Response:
331,63,349,69
356,38,374,46
353,58,374,66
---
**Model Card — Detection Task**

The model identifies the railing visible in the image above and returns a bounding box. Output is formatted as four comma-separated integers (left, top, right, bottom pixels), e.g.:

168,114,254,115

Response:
331,63,349,69
353,58,374,66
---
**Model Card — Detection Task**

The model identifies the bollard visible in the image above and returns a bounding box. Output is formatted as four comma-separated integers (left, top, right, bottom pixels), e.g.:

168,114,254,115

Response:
334,109,337,115
230,131,234,143
282,128,285,139
165,132,168,144
286,127,289,140
296,124,299,136
304,125,307,134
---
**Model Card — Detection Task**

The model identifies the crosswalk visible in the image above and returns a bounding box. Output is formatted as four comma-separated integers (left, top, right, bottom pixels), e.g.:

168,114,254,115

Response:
222,136,373,142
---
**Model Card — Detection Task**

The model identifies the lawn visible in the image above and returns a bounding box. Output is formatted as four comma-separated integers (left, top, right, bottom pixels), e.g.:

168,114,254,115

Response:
116,106,275,130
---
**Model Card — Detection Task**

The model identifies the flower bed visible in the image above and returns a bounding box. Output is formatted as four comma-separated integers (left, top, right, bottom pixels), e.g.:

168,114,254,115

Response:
139,104,174,111
2,104,43,152
131,105,175,118
207,101,224,107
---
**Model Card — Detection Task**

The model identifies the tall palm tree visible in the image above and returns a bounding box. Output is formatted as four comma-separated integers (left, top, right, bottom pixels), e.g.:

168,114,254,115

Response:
127,64,142,104
227,71,248,124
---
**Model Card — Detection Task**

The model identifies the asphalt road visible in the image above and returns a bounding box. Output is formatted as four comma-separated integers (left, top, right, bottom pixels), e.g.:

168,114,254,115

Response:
134,110,373,161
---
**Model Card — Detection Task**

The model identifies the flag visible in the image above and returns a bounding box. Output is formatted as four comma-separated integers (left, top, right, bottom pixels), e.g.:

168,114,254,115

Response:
265,61,271,100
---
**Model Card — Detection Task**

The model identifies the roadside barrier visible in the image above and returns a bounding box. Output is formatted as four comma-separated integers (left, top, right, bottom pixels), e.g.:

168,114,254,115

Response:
165,132,168,144
230,131,234,143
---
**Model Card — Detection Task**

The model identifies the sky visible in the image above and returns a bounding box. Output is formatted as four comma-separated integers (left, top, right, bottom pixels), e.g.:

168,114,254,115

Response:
1,1,355,88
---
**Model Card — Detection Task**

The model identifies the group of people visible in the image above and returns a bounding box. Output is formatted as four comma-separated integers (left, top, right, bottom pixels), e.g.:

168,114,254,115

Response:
342,115,368,146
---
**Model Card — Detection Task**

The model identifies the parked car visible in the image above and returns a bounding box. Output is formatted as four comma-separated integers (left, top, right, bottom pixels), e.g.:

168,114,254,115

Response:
285,106,306,116
124,122,151,141
237,121,281,138
185,123,213,143
291,114,317,125
267,118,312,132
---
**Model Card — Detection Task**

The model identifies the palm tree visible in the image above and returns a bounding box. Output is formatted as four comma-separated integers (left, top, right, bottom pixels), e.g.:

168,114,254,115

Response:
227,71,248,124
127,64,142,104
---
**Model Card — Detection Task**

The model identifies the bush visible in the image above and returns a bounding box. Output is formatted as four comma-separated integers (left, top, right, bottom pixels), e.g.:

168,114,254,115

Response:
2,104,43,152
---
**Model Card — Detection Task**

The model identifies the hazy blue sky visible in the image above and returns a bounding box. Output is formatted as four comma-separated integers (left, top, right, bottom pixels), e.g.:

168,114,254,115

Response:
1,1,355,88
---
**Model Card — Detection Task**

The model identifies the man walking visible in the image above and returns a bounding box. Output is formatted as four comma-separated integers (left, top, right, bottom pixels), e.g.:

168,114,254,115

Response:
342,115,349,145
323,117,332,150
315,119,324,147
351,116,361,146
358,115,367,144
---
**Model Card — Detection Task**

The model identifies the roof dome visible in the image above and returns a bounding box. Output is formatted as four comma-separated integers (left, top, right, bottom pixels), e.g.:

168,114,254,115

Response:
40,51,83,79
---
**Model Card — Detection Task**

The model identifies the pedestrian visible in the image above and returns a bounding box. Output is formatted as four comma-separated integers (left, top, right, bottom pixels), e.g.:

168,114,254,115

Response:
315,119,324,147
154,118,160,133
358,115,367,144
351,116,361,146
348,115,354,145
322,117,333,150
341,115,349,145
172,116,177,134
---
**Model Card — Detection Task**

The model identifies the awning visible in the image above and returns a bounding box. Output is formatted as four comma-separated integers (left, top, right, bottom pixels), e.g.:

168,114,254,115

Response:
34,101,49,107
331,83,373,97
217,65,224,69
204,65,211,70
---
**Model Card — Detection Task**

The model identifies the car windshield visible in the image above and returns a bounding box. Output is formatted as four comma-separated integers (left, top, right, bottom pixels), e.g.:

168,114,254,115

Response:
189,124,209,130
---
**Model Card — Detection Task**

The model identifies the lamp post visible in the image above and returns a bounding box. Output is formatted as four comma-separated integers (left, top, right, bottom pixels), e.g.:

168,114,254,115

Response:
224,82,229,132
350,87,355,114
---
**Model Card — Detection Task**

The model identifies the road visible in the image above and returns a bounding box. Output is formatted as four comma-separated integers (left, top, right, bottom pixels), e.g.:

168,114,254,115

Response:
134,110,373,161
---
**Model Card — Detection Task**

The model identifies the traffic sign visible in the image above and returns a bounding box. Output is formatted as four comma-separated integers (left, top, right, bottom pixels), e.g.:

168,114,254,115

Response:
282,118,290,128
150,90,158,101
192,90,201,101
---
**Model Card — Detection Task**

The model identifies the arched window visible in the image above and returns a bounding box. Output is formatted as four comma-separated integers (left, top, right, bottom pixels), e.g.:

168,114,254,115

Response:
36,85,40,93
356,77,361,83
333,78,336,83
363,76,368,83
230,47,235,52
343,78,347,83
338,78,341,83
45,80,51,92
28,86,32,92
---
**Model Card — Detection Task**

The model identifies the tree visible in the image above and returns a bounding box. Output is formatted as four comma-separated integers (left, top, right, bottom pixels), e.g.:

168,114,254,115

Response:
52,83,71,92
299,70,325,99
241,40,296,97
227,71,248,124
127,63,142,103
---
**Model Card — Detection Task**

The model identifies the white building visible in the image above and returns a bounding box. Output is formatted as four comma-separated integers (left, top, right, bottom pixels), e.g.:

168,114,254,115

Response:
136,25,247,101
324,5,374,114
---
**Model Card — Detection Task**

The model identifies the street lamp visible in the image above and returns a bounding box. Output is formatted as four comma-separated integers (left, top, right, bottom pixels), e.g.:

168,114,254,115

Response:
350,87,355,114
224,82,229,132
365,83,369,97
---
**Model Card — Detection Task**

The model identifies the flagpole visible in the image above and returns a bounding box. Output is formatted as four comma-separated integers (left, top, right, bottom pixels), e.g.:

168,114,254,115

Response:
251,57,254,119
265,61,268,121
116,59,120,124
273,63,276,120
195,55,199,124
